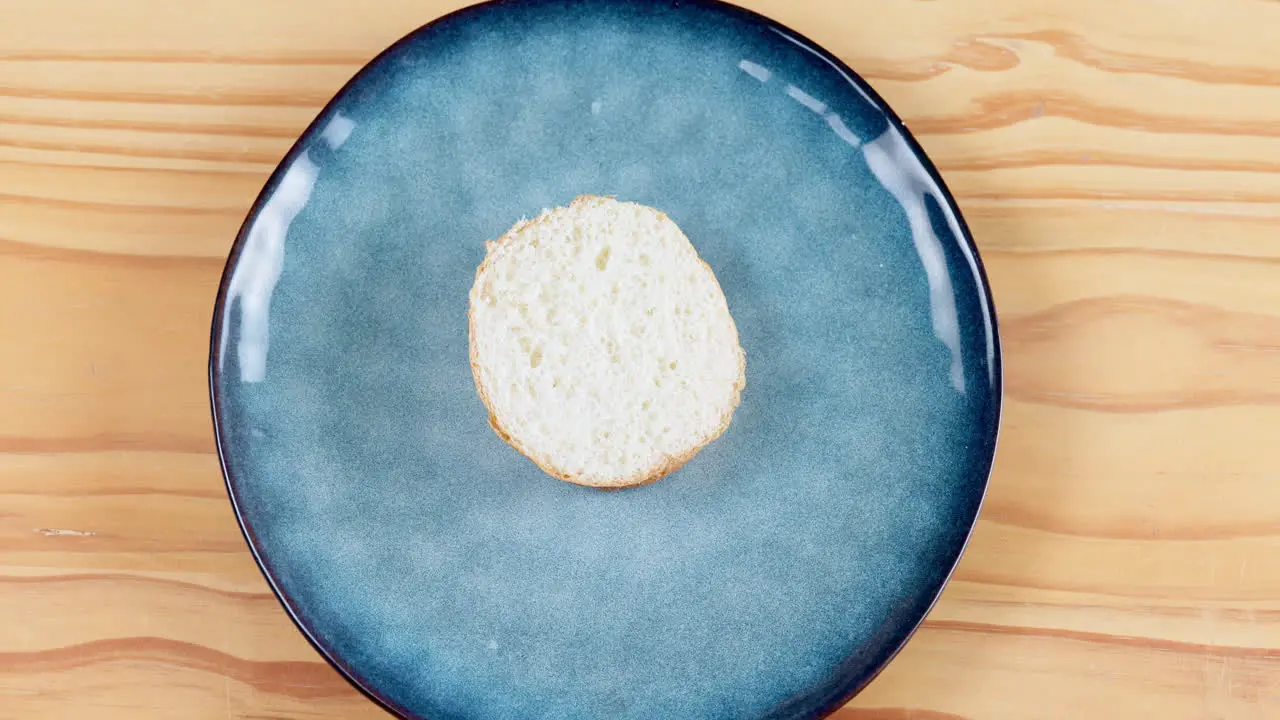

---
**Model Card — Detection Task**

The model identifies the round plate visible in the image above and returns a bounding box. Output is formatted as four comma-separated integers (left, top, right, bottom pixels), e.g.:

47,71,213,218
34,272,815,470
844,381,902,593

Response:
210,1,1001,718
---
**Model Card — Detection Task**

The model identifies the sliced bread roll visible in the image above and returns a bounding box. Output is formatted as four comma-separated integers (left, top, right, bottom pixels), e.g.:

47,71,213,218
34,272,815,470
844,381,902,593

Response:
468,195,746,488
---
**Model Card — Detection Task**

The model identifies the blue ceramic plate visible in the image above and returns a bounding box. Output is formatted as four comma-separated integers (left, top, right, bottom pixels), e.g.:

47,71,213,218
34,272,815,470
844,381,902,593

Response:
210,1,1001,718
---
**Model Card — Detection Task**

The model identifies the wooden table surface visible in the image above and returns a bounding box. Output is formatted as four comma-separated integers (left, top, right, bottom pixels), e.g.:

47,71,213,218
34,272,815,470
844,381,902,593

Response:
3,0,1279,717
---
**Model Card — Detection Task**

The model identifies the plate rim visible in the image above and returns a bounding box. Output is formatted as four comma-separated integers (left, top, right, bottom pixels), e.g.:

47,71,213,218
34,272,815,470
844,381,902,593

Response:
207,1,1005,717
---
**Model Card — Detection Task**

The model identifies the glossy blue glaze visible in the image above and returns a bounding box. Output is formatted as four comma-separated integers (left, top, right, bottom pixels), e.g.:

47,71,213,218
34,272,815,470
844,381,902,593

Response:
210,1,1001,718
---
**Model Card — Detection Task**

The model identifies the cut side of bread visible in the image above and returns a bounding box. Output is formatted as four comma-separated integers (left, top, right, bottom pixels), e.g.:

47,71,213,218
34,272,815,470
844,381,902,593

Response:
468,195,746,489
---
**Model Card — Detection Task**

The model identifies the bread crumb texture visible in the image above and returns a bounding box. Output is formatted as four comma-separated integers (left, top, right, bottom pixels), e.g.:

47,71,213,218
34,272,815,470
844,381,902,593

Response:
469,195,746,488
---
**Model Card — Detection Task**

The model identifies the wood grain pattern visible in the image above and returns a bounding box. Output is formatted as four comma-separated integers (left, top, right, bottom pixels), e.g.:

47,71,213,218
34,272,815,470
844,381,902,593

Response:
2,0,1278,717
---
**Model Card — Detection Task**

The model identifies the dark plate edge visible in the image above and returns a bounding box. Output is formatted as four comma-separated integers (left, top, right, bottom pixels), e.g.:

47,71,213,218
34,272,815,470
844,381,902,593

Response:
206,1,1005,718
